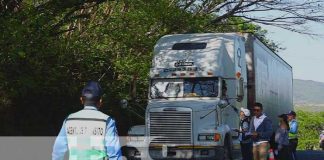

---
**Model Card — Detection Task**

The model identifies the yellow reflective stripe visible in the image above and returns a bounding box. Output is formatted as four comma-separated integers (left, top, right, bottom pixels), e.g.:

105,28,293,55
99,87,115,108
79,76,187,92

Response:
289,132,298,139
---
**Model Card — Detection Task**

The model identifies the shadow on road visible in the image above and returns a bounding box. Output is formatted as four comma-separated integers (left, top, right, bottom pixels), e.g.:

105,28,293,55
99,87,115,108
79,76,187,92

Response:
297,150,324,160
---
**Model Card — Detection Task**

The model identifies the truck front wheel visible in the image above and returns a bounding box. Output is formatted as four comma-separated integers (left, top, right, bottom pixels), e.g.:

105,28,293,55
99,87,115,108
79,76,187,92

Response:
215,137,233,160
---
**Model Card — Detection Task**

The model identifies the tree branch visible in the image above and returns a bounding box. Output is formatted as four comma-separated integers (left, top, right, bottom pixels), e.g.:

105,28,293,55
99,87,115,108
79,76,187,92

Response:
208,0,244,24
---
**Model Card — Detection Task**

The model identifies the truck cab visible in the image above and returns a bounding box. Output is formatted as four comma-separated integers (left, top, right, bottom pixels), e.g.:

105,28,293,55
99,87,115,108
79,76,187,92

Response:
126,33,293,160
146,33,247,159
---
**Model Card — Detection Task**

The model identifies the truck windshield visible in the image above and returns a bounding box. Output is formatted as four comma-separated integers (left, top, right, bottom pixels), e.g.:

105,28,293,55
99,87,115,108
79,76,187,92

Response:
150,78,219,98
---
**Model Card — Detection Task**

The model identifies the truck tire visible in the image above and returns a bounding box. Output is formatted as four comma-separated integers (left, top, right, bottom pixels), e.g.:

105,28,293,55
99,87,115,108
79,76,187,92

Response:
215,136,233,160
223,137,233,160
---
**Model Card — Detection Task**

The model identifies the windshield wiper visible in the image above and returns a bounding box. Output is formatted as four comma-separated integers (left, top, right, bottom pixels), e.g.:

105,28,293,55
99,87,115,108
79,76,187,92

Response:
200,105,218,119
164,83,180,98
152,85,169,99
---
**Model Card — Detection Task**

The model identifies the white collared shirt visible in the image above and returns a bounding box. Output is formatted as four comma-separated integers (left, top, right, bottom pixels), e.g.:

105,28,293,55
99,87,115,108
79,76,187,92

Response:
253,114,268,146
254,114,266,130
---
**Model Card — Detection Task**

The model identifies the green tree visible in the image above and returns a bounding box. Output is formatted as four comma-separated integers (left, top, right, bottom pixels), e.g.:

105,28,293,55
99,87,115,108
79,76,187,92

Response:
297,110,324,150
0,0,288,135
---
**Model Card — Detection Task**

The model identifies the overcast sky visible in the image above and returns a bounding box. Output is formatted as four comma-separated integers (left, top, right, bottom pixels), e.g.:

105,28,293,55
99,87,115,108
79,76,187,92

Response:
260,23,324,83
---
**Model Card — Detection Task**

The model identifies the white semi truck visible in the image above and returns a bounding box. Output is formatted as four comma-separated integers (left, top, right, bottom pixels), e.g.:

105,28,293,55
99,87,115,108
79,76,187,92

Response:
125,33,293,160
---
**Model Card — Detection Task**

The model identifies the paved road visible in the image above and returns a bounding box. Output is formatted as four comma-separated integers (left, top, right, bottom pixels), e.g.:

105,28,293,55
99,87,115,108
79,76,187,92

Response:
232,150,324,160
297,150,324,160
0,137,323,160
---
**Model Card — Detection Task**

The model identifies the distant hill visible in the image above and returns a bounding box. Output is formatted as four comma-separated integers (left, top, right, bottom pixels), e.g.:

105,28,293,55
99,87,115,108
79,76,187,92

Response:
293,79,324,112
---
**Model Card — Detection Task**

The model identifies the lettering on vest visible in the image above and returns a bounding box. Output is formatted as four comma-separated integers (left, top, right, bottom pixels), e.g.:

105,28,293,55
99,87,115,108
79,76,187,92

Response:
65,113,108,159
66,118,107,136
67,126,87,135
93,127,104,136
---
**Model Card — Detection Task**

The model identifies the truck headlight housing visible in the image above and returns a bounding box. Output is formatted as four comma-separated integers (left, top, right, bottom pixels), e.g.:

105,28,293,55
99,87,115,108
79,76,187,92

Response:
198,133,221,142
127,136,145,142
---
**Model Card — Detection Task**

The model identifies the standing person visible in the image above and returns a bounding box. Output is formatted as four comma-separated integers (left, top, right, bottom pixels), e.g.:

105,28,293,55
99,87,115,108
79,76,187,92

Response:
234,108,253,160
249,102,273,160
52,81,122,160
320,130,324,150
275,114,293,160
287,110,298,160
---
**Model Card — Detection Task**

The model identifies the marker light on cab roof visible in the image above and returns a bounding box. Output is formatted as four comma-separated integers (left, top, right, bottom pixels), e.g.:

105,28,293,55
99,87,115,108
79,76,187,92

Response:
236,72,241,78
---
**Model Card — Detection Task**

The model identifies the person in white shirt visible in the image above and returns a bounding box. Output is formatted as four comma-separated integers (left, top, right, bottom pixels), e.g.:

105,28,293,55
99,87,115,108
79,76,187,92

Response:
249,103,273,160
234,108,253,160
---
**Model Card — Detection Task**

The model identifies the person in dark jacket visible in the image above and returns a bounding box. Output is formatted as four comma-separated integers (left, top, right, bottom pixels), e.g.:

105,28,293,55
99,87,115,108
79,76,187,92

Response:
275,114,293,160
249,102,273,160
234,107,253,160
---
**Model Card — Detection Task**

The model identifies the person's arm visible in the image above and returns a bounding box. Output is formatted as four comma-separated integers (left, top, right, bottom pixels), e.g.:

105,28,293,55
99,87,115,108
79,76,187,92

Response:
242,121,251,140
276,129,285,150
52,121,68,160
289,120,298,134
248,117,254,133
320,134,324,140
242,121,249,132
105,117,122,160
257,118,273,140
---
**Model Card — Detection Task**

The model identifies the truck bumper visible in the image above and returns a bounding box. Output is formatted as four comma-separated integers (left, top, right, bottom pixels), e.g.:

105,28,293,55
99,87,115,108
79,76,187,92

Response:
147,145,224,160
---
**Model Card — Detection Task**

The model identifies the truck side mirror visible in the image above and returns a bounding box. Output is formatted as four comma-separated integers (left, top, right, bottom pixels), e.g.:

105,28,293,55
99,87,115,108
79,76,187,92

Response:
120,99,128,109
218,99,229,109
237,78,244,102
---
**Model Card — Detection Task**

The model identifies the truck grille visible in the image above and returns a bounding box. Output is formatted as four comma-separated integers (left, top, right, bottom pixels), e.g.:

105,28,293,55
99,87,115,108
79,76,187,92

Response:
149,109,192,144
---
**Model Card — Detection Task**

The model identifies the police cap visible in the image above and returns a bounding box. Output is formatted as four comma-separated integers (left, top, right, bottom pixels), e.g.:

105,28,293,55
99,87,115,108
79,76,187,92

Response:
82,81,103,100
287,110,296,116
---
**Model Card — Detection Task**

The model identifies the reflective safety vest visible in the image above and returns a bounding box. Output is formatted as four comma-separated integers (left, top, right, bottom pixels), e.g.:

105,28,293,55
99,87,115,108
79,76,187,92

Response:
288,130,298,139
65,107,109,160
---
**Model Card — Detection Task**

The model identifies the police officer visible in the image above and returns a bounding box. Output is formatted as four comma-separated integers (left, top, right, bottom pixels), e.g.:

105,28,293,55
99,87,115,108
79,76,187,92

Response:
52,81,122,160
287,110,298,160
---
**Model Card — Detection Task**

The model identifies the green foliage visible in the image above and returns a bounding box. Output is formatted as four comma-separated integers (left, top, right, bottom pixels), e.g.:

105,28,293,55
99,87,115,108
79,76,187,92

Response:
296,110,324,150
0,0,280,135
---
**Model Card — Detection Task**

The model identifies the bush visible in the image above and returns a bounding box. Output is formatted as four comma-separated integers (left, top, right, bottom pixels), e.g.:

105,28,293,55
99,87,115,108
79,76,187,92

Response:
297,110,324,150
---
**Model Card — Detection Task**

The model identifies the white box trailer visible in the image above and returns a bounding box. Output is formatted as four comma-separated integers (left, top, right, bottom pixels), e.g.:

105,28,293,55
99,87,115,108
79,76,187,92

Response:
125,33,293,160
245,34,293,125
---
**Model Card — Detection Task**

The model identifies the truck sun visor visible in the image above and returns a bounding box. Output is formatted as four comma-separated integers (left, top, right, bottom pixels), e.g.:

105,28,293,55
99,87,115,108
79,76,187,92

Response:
172,43,207,50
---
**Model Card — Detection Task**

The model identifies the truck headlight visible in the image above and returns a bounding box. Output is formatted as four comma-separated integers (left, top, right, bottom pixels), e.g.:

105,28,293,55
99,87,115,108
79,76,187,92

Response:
198,133,221,142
